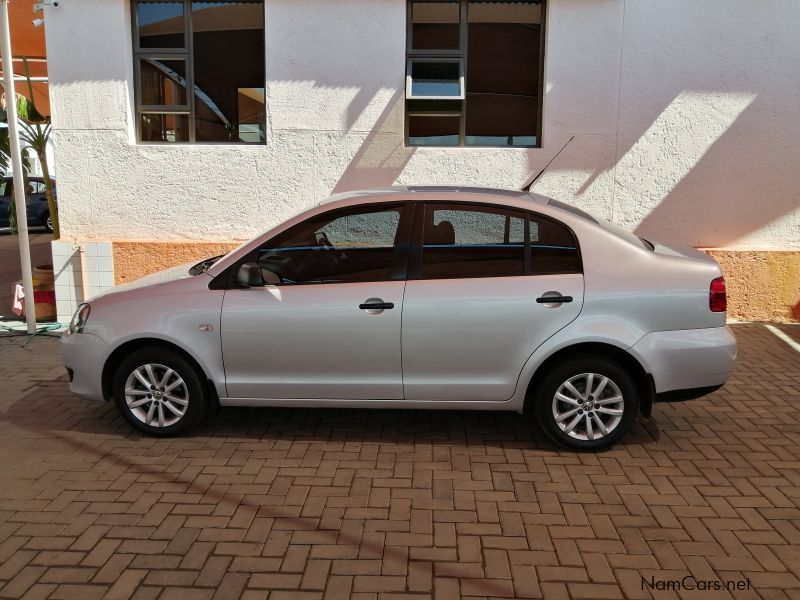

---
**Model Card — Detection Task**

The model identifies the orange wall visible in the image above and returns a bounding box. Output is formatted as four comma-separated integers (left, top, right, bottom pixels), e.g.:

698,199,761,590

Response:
6,1,49,114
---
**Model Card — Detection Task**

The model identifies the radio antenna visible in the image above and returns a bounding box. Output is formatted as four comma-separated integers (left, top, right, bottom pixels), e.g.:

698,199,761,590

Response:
521,135,574,192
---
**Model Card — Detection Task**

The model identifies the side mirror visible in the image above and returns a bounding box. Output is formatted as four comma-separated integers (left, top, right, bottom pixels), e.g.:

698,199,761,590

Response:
260,267,281,285
236,262,264,287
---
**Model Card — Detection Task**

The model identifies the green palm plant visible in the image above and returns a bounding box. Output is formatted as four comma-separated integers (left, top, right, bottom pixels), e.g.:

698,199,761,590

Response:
1,61,58,238
0,124,32,234
18,119,57,238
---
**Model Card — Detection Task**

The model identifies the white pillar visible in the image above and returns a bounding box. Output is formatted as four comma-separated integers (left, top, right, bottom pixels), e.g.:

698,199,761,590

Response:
0,0,37,333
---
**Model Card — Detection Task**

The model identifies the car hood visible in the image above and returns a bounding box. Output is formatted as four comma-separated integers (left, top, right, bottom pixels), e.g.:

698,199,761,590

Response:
92,260,198,299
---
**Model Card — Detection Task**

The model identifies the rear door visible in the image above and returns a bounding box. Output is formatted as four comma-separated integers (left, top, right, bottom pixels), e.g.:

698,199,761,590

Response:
401,202,584,401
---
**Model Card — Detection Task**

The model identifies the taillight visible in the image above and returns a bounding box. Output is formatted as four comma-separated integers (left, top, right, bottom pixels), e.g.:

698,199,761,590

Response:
710,277,726,312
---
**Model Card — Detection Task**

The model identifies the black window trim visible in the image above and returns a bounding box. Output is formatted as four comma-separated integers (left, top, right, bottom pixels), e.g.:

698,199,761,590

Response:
131,0,266,145
406,200,582,281
211,202,417,289
404,0,546,148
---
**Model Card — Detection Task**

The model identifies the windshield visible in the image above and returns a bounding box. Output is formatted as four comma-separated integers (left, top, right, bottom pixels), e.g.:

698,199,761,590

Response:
548,199,653,250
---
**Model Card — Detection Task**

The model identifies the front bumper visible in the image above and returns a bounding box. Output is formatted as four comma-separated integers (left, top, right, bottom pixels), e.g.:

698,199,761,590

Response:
632,326,737,394
60,331,109,402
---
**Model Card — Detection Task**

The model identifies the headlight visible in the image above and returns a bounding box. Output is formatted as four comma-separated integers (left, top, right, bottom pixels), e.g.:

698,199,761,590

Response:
68,303,91,334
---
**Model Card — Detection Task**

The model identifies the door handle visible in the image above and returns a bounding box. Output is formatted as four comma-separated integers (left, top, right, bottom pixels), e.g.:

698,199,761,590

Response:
359,301,395,310
536,293,573,304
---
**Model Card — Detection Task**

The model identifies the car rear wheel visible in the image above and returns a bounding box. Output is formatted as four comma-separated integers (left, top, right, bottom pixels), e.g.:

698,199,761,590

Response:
113,347,207,436
43,213,53,232
534,356,638,451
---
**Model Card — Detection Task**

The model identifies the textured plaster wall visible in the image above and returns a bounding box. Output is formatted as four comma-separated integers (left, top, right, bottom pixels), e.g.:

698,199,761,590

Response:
706,250,800,323
44,0,800,251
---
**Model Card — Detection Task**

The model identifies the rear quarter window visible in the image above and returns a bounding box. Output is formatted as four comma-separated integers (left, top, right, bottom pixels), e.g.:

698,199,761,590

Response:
529,214,582,275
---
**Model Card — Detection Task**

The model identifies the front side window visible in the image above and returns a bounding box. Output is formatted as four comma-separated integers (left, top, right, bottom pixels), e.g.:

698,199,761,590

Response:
406,0,545,147
255,205,407,284
133,0,265,144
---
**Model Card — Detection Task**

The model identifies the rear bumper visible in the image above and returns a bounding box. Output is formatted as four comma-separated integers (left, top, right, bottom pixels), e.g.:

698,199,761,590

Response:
60,331,108,402
632,326,737,394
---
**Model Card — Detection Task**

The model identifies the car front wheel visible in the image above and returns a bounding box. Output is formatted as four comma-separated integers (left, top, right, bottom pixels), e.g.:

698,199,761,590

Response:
534,356,638,451
112,347,207,436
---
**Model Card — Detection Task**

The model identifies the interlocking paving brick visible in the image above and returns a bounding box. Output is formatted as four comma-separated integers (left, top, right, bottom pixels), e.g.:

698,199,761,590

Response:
0,324,798,598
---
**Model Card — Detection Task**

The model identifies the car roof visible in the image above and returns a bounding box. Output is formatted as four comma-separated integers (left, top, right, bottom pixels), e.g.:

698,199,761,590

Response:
321,185,550,206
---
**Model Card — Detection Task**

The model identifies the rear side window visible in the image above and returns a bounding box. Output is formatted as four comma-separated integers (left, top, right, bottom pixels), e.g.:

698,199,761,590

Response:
420,204,526,279
529,214,581,275
418,203,581,279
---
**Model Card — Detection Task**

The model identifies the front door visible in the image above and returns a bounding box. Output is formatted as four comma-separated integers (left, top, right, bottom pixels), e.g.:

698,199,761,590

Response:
221,203,411,400
402,202,585,401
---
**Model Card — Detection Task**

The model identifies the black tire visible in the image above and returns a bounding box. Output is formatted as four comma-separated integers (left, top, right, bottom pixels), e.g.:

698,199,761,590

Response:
43,212,53,233
533,355,638,451
113,346,208,436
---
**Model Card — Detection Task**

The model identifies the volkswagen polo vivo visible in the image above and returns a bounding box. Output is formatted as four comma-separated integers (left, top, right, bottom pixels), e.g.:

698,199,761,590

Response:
61,187,737,450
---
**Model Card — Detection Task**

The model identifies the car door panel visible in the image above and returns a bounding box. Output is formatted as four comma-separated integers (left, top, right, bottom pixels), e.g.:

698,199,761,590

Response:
221,281,405,399
402,274,583,401
401,202,585,402
220,202,412,401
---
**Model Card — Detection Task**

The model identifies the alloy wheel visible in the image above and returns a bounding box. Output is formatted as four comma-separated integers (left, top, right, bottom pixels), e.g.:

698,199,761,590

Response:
124,363,189,428
551,372,624,441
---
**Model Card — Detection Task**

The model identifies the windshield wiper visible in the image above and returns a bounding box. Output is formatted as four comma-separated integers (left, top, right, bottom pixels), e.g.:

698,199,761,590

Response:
189,255,223,276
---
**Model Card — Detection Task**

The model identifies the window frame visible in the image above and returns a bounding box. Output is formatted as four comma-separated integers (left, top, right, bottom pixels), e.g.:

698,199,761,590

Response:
215,202,417,288
407,201,581,280
131,0,266,145
404,0,546,148
405,57,466,100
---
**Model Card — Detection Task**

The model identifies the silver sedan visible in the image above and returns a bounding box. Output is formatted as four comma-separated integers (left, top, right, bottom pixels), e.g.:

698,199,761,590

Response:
61,187,737,450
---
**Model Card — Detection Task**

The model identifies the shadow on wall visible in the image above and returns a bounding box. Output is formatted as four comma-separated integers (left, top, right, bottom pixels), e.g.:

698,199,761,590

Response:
634,94,800,247
523,87,799,249
332,89,415,194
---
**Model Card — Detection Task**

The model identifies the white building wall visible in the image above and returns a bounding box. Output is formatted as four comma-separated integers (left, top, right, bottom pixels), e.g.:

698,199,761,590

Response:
44,0,800,249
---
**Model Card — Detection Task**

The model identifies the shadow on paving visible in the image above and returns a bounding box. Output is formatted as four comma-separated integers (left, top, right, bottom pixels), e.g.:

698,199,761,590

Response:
0,323,798,599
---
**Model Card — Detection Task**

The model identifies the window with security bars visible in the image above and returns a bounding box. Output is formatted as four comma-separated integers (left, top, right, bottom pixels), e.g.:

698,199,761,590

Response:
132,0,266,144
406,0,545,147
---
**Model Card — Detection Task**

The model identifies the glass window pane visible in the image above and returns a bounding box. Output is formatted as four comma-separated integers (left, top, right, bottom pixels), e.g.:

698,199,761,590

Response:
529,215,581,275
421,205,525,279
411,1,460,51
466,0,541,146
139,59,188,105
192,1,266,143
409,61,462,98
138,1,185,48
140,113,190,142
257,207,405,284
465,93,537,146
408,115,460,146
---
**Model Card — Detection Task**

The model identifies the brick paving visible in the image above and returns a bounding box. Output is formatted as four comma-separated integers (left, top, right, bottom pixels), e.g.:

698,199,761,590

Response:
0,323,799,599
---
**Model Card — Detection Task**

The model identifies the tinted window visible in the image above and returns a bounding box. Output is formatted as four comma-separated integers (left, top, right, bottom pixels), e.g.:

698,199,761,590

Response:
256,206,406,284
406,0,544,147
132,0,265,144
529,214,581,274
421,204,525,279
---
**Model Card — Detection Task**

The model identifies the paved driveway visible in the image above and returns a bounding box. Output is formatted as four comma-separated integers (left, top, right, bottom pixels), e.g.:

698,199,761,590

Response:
0,324,798,599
